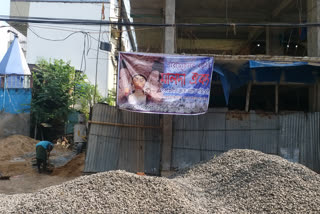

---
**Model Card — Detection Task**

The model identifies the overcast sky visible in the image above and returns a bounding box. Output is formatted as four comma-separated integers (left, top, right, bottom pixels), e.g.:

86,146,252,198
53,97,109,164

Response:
0,0,10,16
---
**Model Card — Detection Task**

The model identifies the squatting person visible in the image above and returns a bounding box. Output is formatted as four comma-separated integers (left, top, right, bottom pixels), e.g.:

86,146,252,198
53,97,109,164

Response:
35,140,54,173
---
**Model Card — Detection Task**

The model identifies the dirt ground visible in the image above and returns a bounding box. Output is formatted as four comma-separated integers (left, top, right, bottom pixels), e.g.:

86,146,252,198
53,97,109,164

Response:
0,135,85,194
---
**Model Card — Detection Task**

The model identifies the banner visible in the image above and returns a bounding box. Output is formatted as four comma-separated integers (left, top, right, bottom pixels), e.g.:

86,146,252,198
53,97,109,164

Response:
117,52,214,115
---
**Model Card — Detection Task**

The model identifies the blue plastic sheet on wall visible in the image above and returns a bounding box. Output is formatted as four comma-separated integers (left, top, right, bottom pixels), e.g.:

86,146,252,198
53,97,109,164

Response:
0,89,31,114
214,61,252,103
249,60,309,68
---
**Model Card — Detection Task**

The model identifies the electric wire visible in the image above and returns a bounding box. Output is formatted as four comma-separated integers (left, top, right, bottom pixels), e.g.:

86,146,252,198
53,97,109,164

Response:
2,15,320,28
28,27,86,41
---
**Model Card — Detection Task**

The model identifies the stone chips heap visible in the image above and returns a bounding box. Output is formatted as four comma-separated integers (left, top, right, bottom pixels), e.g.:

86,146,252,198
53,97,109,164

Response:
1,149,319,213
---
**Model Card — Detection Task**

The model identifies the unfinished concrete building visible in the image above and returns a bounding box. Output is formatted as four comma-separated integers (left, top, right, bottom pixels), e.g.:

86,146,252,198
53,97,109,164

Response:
83,0,320,176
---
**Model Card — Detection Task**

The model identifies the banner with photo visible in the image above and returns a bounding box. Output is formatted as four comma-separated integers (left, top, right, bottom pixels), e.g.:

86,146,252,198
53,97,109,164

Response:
117,52,215,115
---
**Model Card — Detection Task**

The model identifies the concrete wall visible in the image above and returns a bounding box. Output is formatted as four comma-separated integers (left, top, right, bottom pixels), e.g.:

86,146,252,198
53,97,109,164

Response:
0,113,30,137
26,2,111,97
308,0,320,57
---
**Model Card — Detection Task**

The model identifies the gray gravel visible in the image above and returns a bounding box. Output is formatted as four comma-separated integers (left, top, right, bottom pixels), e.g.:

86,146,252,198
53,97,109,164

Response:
1,149,320,213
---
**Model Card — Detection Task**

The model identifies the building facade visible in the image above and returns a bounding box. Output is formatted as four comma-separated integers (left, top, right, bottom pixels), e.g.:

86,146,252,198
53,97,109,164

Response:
11,0,117,97
83,0,320,176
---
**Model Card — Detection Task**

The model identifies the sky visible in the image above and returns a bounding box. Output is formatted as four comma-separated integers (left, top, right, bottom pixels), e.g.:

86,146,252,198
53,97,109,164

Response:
0,0,10,16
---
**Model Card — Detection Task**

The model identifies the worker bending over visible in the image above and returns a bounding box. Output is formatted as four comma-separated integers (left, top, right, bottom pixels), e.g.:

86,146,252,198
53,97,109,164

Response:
35,141,54,173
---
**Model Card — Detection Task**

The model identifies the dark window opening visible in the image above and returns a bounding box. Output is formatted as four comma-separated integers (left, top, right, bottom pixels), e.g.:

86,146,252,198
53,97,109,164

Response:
228,85,247,111
209,83,226,108
250,85,275,112
279,85,309,112
209,81,312,112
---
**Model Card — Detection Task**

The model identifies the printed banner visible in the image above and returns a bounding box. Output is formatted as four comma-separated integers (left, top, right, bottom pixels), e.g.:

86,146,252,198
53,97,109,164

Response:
117,52,214,115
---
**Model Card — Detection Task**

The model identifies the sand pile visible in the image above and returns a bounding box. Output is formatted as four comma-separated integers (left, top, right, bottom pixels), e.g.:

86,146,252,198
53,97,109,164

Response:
1,149,319,213
0,135,38,161
51,153,85,177
0,135,78,177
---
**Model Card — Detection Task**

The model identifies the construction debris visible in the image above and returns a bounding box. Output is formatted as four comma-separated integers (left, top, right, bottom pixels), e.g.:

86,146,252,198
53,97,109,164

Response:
55,136,72,149
0,171,9,180
0,149,319,213
0,176,10,180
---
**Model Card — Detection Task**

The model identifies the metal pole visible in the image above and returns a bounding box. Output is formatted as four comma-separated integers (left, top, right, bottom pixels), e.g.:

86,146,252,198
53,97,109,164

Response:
93,4,104,104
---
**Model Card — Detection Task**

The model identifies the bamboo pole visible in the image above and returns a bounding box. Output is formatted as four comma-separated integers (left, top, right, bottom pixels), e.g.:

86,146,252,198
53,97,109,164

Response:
88,120,161,129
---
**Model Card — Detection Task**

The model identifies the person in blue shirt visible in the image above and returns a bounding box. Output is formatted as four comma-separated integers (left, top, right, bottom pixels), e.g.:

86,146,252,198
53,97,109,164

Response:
35,141,54,173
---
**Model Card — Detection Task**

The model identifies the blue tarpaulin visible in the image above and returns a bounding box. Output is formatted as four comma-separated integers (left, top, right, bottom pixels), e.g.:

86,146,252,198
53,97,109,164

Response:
0,89,31,113
249,60,309,68
214,60,319,104
0,37,31,113
214,60,252,104
250,60,317,84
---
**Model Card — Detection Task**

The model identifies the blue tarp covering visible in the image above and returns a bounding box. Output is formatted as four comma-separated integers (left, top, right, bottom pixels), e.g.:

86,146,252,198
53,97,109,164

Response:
214,60,320,104
0,37,32,114
250,60,317,84
0,89,31,114
213,61,252,103
249,60,309,68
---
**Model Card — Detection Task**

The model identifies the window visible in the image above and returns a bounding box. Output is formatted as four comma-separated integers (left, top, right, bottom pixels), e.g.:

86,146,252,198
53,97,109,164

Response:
250,85,275,112
278,85,309,112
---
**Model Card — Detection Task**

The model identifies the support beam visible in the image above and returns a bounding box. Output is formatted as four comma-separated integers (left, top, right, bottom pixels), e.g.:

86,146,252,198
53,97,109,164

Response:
245,82,252,112
272,0,294,17
275,84,279,113
161,0,175,177
307,0,320,113
317,82,320,111
164,0,175,53
121,1,137,51
308,0,320,57
266,28,284,56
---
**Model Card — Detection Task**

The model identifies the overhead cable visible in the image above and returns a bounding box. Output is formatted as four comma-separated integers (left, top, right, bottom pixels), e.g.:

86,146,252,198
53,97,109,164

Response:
2,15,320,28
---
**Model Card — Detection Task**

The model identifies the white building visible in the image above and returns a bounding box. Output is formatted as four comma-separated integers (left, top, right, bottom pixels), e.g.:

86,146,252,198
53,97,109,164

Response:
1,0,26,61
11,0,114,97
0,21,27,62
10,0,137,97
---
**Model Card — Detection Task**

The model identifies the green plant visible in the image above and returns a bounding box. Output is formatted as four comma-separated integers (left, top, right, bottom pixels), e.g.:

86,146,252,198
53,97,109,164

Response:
103,88,116,106
31,59,116,138
32,59,76,124
31,59,92,136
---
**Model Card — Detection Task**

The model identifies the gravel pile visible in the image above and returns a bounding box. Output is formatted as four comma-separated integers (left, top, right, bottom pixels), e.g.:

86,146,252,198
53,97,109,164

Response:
172,149,320,213
1,149,320,213
0,171,209,214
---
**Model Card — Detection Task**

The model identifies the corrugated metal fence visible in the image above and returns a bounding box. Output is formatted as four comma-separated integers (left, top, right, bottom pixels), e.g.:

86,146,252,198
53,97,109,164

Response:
172,109,320,172
84,104,320,174
84,104,162,175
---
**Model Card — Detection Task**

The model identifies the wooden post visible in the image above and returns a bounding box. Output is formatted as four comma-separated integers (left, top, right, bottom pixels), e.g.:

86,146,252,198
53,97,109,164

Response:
245,82,252,112
275,84,279,113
